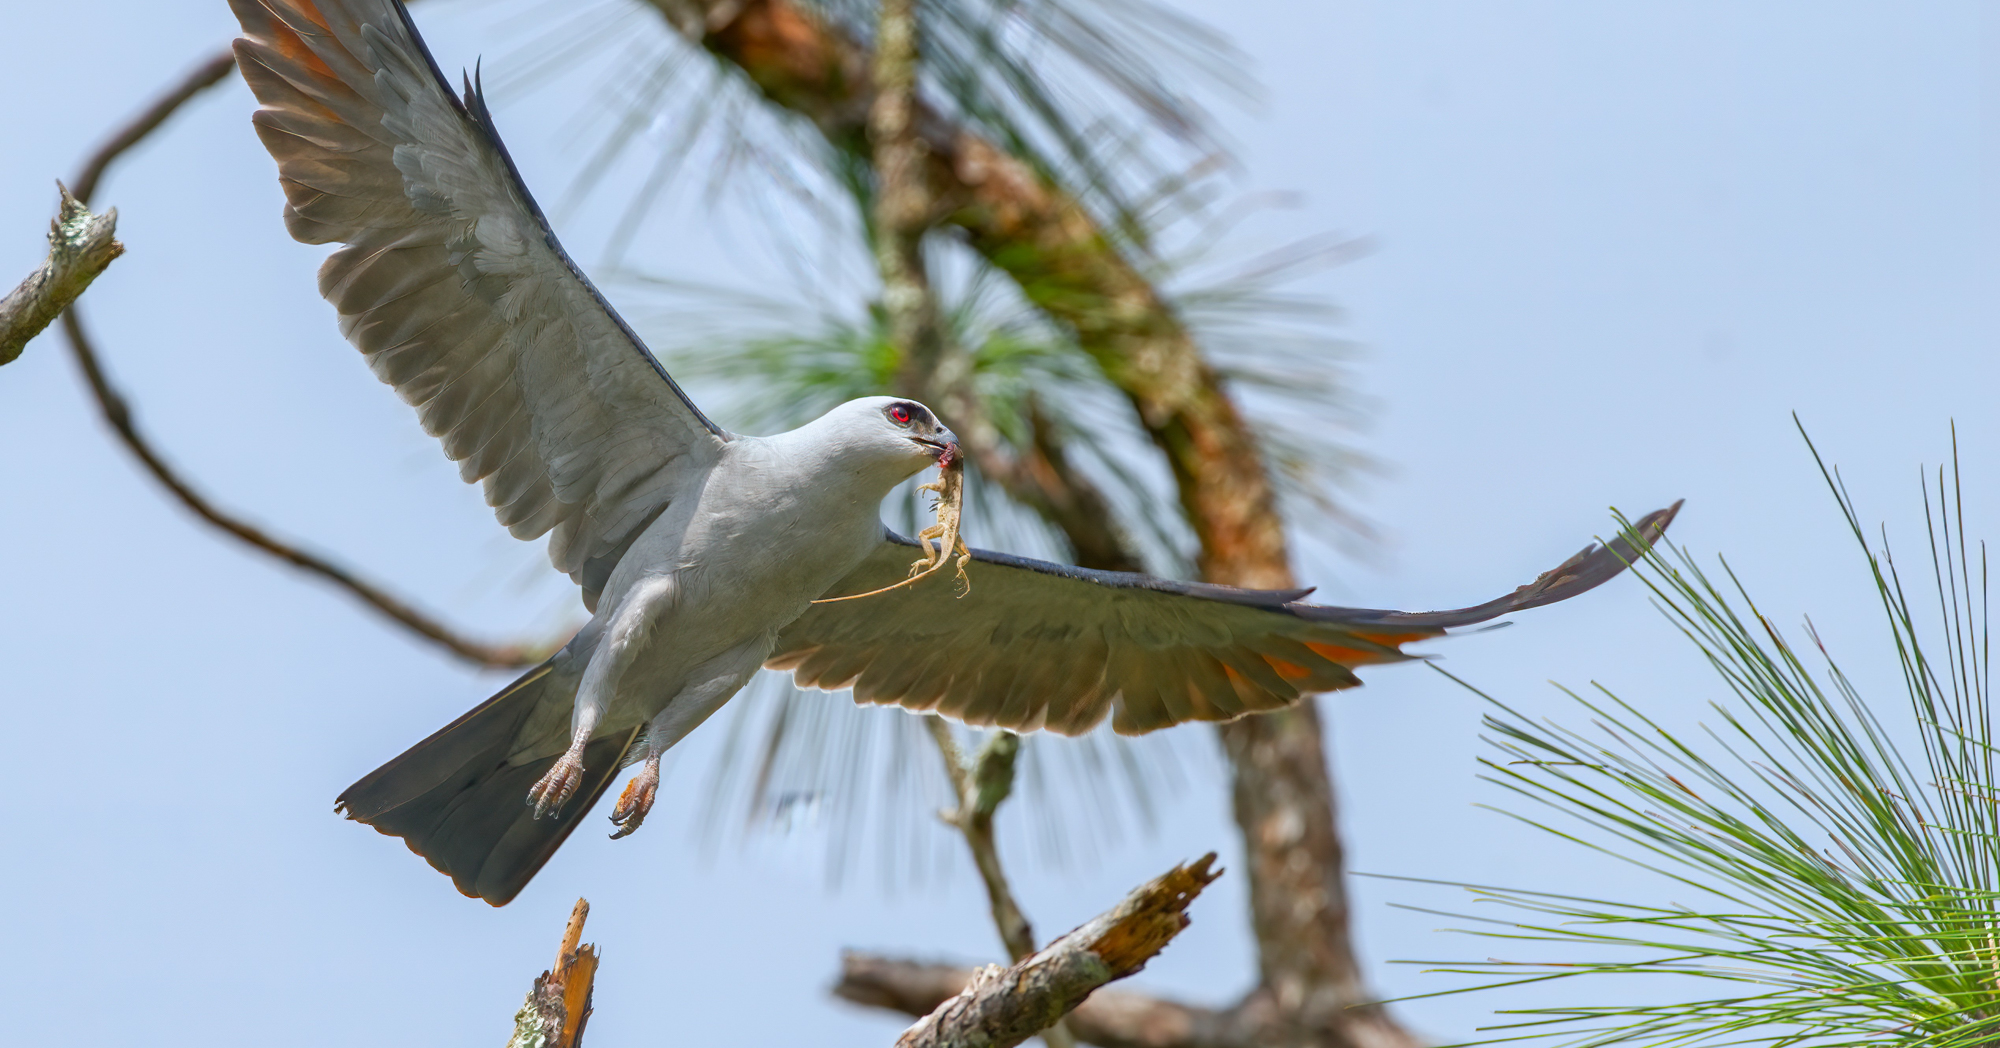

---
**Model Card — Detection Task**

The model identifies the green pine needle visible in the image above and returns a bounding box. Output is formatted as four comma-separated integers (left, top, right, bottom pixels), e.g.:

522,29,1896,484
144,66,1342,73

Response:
1409,427,2000,1048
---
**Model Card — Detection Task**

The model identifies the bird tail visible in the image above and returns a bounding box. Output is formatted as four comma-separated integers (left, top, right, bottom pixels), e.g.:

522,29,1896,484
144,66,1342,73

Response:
335,663,640,907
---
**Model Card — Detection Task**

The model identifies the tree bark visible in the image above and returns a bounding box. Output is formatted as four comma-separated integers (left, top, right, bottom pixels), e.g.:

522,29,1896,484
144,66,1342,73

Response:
506,898,600,1048
1216,708,1417,1048
856,855,1221,1048
1,184,122,366
840,955,1268,1048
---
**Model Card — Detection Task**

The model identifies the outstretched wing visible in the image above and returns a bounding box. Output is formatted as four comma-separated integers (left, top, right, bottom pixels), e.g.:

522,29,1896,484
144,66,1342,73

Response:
770,503,1681,735
230,0,726,603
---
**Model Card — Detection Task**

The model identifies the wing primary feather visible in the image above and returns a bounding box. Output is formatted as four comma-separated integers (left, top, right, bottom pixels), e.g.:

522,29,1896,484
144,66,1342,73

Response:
775,507,1678,736
232,0,731,584
449,54,722,437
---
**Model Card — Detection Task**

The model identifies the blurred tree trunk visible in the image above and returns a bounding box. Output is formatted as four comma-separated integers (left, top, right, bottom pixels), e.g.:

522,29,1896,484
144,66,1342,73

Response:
1218,707,1414,1048
639,3,1418,1045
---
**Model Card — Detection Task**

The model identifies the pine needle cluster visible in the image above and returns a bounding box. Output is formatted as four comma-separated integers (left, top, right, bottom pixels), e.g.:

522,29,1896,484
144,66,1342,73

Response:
1418,438,2000,1048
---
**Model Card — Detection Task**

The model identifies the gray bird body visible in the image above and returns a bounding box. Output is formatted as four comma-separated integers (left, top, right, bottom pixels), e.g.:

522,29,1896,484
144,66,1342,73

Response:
337,402,947,905
231,0,1679,905
506,403,948,771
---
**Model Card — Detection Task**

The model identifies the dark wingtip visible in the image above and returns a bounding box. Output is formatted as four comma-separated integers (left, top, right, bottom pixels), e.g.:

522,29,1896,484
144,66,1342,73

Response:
1498,499,1683,614
1296,500,1684,630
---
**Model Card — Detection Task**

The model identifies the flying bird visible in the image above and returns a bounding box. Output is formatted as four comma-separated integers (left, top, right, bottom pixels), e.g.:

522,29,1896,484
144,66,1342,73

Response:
229,0,1680,906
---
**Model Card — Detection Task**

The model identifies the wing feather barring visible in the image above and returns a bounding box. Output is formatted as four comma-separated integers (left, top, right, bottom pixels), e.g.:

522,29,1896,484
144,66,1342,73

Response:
229,0,1682,904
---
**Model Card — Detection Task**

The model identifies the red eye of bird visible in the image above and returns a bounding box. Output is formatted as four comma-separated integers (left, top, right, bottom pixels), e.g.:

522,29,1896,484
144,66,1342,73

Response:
890,405,912,424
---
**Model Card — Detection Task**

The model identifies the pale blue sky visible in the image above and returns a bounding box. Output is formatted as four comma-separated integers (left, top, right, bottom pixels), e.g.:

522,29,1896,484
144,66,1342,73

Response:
0,1,1993,1045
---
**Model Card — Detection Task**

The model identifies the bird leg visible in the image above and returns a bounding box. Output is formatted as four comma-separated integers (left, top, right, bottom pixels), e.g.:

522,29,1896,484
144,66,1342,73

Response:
528,648,617,818
606,652,760,840
608,752,660,840
531,578,673,817
528,708,598,818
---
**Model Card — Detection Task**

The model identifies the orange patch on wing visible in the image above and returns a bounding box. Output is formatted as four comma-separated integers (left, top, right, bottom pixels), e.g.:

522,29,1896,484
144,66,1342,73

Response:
267,24,338,81
1305,640,1414,666
286,0,334,31
259,1,339,80
1349,631,1432,647
1264,657,1313,681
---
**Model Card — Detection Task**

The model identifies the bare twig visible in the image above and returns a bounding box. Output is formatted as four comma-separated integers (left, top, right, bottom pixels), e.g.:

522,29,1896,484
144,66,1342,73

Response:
885,855,1222,1048
1,185,122,366
929,721,1037,960
507,898,600,1048
925,721,1080,1048
71,50,237,207
60,309,550,667
59,44,553,669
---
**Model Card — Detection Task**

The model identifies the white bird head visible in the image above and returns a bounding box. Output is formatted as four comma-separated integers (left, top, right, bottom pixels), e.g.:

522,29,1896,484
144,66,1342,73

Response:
806,396,960,484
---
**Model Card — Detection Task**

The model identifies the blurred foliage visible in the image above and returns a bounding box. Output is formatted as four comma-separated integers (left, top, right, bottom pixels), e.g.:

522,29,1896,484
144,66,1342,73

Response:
478,0,1249,254
464,0,1361,882
812,0,1249,246
1404,434,2000,1048
636,257,1204,882
698,677,1198,886
637,256,1187,568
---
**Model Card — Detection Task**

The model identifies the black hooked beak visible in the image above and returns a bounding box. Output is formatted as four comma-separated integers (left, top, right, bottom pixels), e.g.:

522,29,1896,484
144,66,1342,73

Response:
912,428,960,468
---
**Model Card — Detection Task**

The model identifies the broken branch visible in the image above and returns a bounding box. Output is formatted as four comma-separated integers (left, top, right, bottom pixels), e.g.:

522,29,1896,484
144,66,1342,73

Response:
506,898,600,1048
1,184,122,367
836,956,1261,1048
880,854,1222,1048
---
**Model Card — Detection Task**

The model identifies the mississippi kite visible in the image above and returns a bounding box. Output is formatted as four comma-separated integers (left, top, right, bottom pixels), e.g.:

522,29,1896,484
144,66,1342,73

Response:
229,0,1680,905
